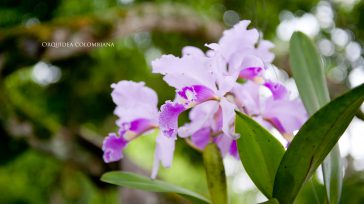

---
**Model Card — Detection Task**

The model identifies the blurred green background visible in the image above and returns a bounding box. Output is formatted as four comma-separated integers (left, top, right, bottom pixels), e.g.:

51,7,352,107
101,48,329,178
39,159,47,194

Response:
0,0,363,203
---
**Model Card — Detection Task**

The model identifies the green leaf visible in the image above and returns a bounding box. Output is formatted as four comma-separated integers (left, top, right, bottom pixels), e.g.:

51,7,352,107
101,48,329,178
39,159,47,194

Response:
273,83,364,204
101,171,210,204
289,31,343,204
289,31,330,114
202,143,228,204
235,111,285,198
322,145,342,204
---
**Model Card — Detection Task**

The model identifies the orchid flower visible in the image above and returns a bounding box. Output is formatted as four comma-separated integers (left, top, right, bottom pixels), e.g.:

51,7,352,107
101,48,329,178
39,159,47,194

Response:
102,81,159,163
102,20,308,179
180,101,240,159
102,81,176,178
232,80,308,142
152,21,274,140
151,20,275,160
213,20,274,82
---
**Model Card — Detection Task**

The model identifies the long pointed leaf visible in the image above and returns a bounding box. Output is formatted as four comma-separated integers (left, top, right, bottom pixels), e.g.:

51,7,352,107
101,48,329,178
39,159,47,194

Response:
289,31,343,204
273,83,364,204
235,111,285,198
101,171,210,204
289,31,330,114
322,145,342,204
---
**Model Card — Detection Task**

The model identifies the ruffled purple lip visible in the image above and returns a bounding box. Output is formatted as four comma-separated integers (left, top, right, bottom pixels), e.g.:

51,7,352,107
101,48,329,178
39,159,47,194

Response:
102,132,128,163
239,67,263,80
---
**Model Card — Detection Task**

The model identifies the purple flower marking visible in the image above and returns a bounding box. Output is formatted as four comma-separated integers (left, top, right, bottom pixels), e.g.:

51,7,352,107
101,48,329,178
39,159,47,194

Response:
102,81,160,164
233,80,307,136
102,132,128,163
122,118,157,140
159,101,186,138
264,81,288,100
177,85,217,106
191,127,212,149
229,140,239,159
239,67,264,80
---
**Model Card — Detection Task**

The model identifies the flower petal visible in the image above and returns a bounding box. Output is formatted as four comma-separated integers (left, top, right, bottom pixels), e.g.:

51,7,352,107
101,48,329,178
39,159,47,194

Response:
191,127,212,149
253,115,273,130
215,134,238,158
231,54,265,74
239,67,264,80
121,118,157,141
159,101,186,138
218,20,260,63
264,81,288,100
151,133,176,178
182,46,205,57
152,55,217,91
220,98,237,138
102,133,128,163
256,40,275,63
178,101,219,137
232,81,261,116
218,20,274,63
229,140,239,159
111,81,158,122
177,85,217,106
263,98,307,134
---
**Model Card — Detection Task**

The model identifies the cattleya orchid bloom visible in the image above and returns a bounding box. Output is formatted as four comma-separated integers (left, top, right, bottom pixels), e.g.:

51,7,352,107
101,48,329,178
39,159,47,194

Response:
102,20,308,178
232,80,307,142
102,81,159,163
152,20,278,158
102,81,176,178
153,21,274,138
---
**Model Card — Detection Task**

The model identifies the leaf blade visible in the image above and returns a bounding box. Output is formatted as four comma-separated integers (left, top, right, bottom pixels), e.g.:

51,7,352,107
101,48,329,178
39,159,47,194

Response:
101,171,210,204
289,31,343,204
235,111,285,198
289,31,330,114
322,145,343,204
273,83,364,204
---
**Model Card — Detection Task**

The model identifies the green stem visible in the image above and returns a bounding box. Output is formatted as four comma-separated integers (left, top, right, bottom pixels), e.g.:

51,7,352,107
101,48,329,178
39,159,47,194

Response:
202,143,228,204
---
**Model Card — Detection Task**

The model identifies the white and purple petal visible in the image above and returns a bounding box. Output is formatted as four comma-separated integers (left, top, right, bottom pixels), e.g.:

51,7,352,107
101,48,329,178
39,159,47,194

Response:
215,134,238,158
263,98,307,134
239,67,264,80
122,118,157,140
191,127,212,150
264,81,289,100
177,85,217,106
151,133,176,178
255,40,275,63
102,132,128,163
178,101,219,138
232,81,261,116
220,98,238,138
218,20,260,63
217,20,274,67
152,54,217,91
159,101,186,138
111,81,159,123
229,140,239,159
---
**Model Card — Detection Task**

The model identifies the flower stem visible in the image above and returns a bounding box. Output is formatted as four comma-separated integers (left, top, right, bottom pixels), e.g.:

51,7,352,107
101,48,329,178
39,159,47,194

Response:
202,143,228,204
